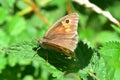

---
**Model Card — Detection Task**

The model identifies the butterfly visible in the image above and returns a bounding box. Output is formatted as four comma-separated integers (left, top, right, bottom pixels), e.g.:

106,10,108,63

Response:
38,13,79,57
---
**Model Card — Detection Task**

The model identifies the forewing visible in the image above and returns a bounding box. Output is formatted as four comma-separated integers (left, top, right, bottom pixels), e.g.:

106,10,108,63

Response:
41,13,79,52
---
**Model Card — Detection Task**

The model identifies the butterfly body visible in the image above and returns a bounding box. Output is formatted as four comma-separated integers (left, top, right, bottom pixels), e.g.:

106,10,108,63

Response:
39,13,79,57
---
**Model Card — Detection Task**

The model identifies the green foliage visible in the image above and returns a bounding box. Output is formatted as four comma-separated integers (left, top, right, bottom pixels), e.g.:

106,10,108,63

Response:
0,50,7,73
0,0,120,80
6,16,26,36
0,7,8,24
112,24,120,34
99,41,120,80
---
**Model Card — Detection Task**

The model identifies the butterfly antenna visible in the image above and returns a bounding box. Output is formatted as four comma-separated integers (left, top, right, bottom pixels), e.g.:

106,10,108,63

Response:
32,47,41,58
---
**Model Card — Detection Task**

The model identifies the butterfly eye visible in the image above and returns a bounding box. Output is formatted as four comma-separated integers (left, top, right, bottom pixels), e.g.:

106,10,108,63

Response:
65,19,70,24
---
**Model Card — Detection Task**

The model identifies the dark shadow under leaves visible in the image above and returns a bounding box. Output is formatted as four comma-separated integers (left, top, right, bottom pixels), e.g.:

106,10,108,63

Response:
35,41,93,73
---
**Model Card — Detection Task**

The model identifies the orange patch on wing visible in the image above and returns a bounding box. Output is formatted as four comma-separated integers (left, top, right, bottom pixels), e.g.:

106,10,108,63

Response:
61,21,71,33
65,28,71,32
64,24,70,28
55,26,64,31
62,21,70,28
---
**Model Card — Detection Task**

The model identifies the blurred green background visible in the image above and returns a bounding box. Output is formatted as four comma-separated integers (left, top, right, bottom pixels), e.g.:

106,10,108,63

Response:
0,0,120,80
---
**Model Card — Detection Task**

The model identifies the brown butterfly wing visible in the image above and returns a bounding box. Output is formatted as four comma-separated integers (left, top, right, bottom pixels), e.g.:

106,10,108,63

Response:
40,13,79,56
41,42,75,56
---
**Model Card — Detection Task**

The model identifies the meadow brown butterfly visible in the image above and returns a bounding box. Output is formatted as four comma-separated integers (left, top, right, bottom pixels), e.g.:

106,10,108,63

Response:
39,13,79,57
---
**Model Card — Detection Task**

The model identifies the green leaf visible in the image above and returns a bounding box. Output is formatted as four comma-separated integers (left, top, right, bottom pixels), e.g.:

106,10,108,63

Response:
5,0,16,8
91,55,107,80
78,13,89,28
16,0,28,10
99,41,120,80
0,0,16,9
95,31,120,44
4,40,64,78
5,40,37,66
111,24,120,34
3,40,95,79
100,41,120,68
7,16,26,36
23,75,33,80
0,7,8,24
77,51,106,80
107,1,120,19
0,29,10,46
0,50,7,73
34,56,64,79
79,28,95,41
